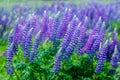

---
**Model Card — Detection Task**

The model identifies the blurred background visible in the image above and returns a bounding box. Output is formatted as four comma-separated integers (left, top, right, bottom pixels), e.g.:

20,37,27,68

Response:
0,0,117,7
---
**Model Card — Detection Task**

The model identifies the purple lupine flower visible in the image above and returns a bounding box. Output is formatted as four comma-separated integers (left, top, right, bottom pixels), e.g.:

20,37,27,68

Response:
99,22,106,34
92,16,102,31
8,29,14,47
64,22,81,59
91,17,103,35
107,28,117,61
56,8,68,38
77,25,87,53
117,41,120,52
95,40,109,73
90,33,105,54
60,15,77,52
7,23,19,53
53,48,62,73
12,23,21,52
67,8,73,22
21,25,29,48
50,11,61,41
75,17,80,26
6,43,14,74
92,16,102,28
112,28,118,43
110,46,120,68
96,16,102,27
106,39,115,62
78,29,97,54
40,10,49,36
77,9,86,21
83,16,89,28
53,15,77,70
96,42,102,59
86,22,105,55
21,14,35,47
24,28,33,57
29,31,42,62
47,17,53,39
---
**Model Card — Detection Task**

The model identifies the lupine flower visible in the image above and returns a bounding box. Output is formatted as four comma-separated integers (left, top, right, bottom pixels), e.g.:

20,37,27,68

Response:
96,42,102,59
40,10,49,36
21,25,29,48
50,11,61,41
89,33,105,56
56,8,68,38
106,28,117,61
93,16,102,31
83,16,89,28
64,22,81,59
24,28,33,57
117,41,120,52
77,25,87,53
53,48,62,73
47,17,53,38
8,29,14,47
95,40,109,73
99,22,106,34
21,15,35,48
67,8,73,22
6,43,14,74
88,22,106,56
110,46,120,68
60,15,77,52
78,29,97,54
112,28,118,42
30,31,42,62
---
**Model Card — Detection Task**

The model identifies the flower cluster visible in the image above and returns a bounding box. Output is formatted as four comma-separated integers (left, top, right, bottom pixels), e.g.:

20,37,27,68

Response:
1,1,120,74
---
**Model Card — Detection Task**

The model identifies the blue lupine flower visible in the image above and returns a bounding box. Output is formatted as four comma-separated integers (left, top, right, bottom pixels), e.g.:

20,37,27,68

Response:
6,43,14,74
56,8,68,38
110,46,120,68
77,25,87,54
106,28,117,61
99,22,106,34
53,48,62,73
24,28,33,57
67,8,73,22
53,15,77,73
112,28,118,43
30,31,41,62
40,10,49,35
90,33,105,54
60,15,77,52
47,17,53,38
117,41,120,52
50,11,61,41
64,22,81,59
83,16,89,28
78,29,97,54
8,29,14,47
95,40,109,73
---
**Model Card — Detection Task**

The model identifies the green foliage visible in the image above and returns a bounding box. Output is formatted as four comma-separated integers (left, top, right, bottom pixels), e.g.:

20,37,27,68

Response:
0,40,118,80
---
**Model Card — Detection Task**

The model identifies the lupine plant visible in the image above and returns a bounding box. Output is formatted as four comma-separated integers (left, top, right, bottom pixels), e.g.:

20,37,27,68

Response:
0,1,120,80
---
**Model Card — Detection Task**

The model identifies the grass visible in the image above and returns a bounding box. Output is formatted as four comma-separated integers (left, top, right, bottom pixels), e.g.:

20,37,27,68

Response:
0,40,7,54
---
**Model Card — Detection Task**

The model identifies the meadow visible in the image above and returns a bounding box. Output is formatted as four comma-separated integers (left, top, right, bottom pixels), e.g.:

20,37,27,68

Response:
0,0,120,80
